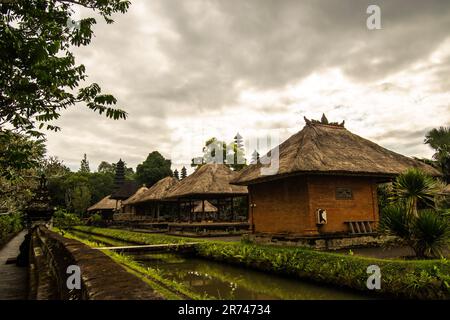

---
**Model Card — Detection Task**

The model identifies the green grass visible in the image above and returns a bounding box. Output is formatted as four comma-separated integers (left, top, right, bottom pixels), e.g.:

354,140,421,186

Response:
70,226,450,299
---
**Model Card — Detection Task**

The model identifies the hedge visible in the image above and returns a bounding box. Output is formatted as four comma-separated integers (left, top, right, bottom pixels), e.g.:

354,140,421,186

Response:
0,212,23,246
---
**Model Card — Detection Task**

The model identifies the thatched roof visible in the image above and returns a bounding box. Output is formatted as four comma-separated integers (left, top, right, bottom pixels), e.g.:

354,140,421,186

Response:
165,164,248,199
87,195,118,211
122,186,148,205
126,176,179,204
193,200,218,213
232,122,442,185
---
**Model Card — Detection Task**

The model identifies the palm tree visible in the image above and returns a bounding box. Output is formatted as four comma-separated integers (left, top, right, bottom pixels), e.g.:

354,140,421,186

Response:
391,168,439,216
425,126,450,183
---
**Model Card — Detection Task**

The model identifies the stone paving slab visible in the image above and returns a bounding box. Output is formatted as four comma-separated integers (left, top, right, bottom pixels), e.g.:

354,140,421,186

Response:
0,231,28,300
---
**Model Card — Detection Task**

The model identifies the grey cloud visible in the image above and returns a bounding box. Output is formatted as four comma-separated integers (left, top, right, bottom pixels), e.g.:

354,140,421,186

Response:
43,0,450,170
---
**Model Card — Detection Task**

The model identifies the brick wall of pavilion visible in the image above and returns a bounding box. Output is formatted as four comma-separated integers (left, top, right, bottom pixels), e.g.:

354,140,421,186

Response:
248,175,379,236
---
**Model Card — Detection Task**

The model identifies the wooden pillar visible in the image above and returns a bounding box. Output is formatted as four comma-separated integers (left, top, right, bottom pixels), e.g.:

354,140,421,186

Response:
177,199,181,221
202,200,205,222
156,203,160,221
189,199,192,223
231,197,234,222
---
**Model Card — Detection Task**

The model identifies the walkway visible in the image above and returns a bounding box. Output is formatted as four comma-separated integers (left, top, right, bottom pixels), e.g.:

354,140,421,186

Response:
0,231,28,300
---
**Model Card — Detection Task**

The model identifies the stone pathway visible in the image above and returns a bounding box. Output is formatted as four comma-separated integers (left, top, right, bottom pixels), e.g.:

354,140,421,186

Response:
0,231,28,300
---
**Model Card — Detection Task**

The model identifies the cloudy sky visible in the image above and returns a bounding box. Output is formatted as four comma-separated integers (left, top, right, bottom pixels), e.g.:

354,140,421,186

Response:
44,0,450,172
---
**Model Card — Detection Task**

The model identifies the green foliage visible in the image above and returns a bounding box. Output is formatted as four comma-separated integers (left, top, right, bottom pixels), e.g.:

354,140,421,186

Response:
53,209,83,229
380,204,450,258
425,126,450,183
413,210,450,258
0,131,46,179
72,226,194,245
79,153,90,173
377,183,392,212
136,151,172,187
173,169,180,180
379,204,413,241
98,161,134,178
195,242,450,300
191,136,247,171
180,166,187,179
0,0,129,139
0,212,23,245
391,168,439,216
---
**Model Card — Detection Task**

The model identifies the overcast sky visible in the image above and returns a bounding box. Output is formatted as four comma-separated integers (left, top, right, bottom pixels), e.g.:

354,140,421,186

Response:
44,0,450,172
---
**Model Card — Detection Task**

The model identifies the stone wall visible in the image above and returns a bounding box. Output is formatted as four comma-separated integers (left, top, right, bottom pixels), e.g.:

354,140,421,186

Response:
28,226,163,300
248,233,391,250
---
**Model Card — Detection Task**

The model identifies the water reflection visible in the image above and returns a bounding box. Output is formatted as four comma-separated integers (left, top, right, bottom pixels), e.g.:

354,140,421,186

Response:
136,253,370,300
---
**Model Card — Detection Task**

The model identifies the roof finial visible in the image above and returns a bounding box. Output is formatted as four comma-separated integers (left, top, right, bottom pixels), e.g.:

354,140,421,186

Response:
304,114,345,128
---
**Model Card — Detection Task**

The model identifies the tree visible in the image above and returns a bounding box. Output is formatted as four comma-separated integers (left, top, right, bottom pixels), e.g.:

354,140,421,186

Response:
79,153,90,173
0,0,129,139
250,150,260,164
191,137,227,169
40,156,70,177
380,169,449,258
425,127,450,183
136,152,172,186
69,184,91,215
380,204,450,258
97,160,134,179
97,161,115,174
173,169,180,180
391,168,439,217
229,132,246,171
181,166,187,179
0,131,46,179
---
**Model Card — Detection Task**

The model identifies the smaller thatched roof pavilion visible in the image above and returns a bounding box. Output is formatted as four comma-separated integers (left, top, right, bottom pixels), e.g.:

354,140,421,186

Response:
164,164,248,222
87,195,117,212
165,164,248,199
121,176,179,220
87,195,119,220
128,176,179,204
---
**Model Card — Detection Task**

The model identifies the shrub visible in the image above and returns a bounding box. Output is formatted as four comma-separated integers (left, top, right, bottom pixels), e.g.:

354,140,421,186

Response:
53,209,84,229
0,212,23,244
380,204,450,258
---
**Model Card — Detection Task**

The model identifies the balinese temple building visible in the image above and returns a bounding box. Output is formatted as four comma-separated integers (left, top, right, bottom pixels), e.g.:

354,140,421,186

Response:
125,176,179,221
231,115,440,245
110,159,139,212
165,164,248,222
87,195,118,220
121,185,148,214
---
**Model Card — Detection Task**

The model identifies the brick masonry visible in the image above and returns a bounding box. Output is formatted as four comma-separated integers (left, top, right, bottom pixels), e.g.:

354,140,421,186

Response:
248,175,379,237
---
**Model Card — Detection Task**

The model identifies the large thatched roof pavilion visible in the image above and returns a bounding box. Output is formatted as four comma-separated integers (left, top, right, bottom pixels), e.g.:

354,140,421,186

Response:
231,116,441,241
124,176,179,220
165,164,248,222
